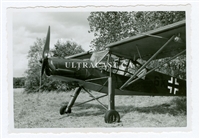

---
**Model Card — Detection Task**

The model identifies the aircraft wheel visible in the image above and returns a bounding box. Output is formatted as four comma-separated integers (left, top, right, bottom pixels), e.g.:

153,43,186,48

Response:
60,105,72,115
60,105,67,115
104,110,120,123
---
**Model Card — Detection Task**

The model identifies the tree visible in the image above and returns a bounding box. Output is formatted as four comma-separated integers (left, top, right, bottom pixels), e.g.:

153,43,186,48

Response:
88,11,185,51
88,11,186,79
52,40,84,58
133,11,185,33
88,12,138,51
24,38,84,93
24,38,44,92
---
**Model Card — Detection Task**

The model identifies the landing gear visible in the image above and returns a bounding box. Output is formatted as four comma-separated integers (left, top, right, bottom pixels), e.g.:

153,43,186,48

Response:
60,105,71,115
59,75,121,124
104,110,120,123
60,105,67,115
59,86,82,115
104,76,120,123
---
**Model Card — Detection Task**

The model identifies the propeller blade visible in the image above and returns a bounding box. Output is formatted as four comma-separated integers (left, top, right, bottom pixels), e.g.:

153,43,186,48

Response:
39,26,50,94
42,26,50,58
41,26,50,77
41,60,45,76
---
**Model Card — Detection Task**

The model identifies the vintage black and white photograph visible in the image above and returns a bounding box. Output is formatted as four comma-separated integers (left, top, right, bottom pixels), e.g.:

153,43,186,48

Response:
11,10,188,129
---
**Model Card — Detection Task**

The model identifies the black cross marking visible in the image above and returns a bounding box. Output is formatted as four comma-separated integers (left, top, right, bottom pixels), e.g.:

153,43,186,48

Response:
168,77,179,95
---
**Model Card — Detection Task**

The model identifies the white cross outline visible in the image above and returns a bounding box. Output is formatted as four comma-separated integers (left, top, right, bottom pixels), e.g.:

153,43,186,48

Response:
175,78,179,85
168,77,179,95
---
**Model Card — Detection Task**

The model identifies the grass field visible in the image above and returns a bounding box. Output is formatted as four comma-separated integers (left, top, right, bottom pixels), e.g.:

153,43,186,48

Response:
14,88,186,128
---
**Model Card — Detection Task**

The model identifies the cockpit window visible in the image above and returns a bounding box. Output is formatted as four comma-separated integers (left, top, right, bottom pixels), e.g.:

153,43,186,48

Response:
90,51,147,79
107,54,141,77
90,50,109,65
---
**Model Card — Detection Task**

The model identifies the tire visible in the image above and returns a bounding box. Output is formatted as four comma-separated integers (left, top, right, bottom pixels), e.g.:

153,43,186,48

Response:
60,105,72,115
60,105,67,115
104,110,120,123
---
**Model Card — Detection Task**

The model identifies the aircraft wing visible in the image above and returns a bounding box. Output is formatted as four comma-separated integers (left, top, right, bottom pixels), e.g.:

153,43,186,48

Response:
106,20,186,61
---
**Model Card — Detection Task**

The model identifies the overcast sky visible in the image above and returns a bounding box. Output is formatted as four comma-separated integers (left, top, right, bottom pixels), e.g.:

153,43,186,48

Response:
13,12,94,77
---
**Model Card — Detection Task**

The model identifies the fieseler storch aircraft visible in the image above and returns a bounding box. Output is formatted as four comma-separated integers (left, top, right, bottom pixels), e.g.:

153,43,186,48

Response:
40,20,186,123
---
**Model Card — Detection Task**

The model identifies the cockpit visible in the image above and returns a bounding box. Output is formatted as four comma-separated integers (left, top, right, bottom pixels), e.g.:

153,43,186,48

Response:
90,50,147,79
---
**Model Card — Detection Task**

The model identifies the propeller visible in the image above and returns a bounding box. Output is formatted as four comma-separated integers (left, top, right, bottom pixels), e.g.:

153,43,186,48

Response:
39,26,50,91
41,26,50,75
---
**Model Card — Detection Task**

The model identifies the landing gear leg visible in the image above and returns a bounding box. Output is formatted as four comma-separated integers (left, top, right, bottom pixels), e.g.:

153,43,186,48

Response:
60,86,82,115
104,76,120,123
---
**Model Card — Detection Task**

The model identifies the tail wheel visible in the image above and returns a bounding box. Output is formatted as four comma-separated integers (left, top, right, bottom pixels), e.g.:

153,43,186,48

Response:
104,110,120,123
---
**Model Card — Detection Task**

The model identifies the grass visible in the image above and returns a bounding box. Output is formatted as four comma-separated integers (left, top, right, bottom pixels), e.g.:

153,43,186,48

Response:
14,88,186,128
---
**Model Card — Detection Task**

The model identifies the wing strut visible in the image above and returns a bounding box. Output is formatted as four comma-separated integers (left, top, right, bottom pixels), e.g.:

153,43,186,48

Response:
120,35,175,89
82,87,107,110
126,49,186,87
74,94,107,107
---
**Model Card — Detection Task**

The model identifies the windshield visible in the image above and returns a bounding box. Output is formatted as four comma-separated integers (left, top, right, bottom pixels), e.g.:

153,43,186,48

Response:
90,50,109,65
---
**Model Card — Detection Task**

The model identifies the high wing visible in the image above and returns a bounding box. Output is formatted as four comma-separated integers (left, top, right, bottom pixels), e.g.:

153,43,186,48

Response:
106,20,186,60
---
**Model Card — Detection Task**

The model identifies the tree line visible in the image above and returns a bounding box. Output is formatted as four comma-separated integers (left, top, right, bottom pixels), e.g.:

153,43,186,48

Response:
13,11,186,92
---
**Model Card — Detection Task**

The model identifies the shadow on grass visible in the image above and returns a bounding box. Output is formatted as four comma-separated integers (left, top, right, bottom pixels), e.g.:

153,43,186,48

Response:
63,97,186,117
129,97,187,116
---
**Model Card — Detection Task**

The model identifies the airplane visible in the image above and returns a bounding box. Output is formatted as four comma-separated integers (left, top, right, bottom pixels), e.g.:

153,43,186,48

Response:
40,20,186,123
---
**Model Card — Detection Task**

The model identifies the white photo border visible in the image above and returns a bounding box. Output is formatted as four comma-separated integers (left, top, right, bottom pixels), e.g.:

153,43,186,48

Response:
1,1,199,138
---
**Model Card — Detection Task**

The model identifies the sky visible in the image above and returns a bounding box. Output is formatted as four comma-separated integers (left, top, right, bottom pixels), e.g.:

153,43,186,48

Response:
13,12,95,77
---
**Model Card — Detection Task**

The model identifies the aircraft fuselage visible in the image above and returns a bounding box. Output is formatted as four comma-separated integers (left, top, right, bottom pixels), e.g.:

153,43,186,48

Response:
45,57,186,96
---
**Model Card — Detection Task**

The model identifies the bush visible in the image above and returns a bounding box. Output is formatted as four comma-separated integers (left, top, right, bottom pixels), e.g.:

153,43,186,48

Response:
13,77,25,88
